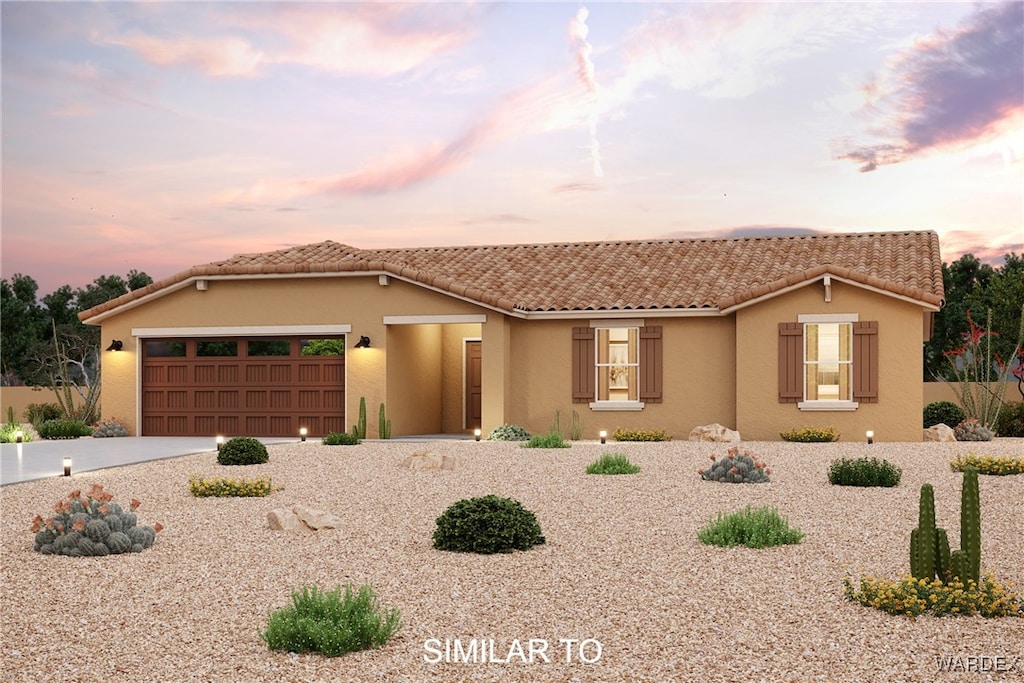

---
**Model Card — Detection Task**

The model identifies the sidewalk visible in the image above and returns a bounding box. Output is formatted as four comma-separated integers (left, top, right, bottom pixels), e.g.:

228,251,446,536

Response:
0,437,294,486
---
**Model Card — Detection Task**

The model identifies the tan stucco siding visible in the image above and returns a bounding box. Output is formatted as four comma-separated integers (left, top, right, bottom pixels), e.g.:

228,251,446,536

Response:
500,317,735,440
440,324,481,433
735,280,927,441
386,324,441,436
92,276,491,435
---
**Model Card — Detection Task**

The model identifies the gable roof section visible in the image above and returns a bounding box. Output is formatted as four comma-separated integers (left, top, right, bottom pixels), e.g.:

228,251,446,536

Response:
79,231,944,322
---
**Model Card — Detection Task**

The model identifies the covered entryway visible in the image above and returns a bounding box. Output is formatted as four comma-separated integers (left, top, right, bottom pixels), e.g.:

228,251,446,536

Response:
140,336,345,437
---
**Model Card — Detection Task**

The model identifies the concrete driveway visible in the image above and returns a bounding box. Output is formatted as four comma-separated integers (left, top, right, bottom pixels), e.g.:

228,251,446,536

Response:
0,436,295,486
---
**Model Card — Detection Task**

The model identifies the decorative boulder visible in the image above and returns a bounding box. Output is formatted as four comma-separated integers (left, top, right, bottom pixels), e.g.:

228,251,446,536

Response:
688,423,741,443
292,505,344,530
401,451,459,471
268,505,343,531
923,424,956,442
267,508,307,532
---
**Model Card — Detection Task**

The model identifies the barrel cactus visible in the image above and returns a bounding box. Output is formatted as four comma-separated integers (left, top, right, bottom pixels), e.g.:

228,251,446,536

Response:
699,446,771,483
92,419,129,438
31,484,162,556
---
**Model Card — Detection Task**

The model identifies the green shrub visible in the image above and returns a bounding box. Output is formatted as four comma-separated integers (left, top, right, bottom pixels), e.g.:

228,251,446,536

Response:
31,483,162,556
24,402,62,429
323,431,360,446
487,424,531,441
189,476,277,497
521,431,570,449
217,437,269,465
994,401,1024,437
262,584,402,657
780,425,838,442
843,573,1023,618
433,494,545,554
923,401,966,429
612,427,670,442
954,418,993,442
950,453,1024,476
586,453,640,475
828,457,902,487
700,446,770,483
38,419,92,439
697,506,804,549
92,418,129,438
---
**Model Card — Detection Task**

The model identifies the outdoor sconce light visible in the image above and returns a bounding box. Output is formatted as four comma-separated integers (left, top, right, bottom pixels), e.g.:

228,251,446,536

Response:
299,427,308,442
14,429,23,444
63,457,72,477
866,430,874,445
216,435,225,451
105,340,123,352
599,430,607,445
474,428,482,442
354,336,371,349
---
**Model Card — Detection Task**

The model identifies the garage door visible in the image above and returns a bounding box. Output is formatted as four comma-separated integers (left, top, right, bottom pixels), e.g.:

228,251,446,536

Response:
141,337,345,437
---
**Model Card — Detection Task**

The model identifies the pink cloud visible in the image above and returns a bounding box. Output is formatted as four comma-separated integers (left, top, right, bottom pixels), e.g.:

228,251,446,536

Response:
835,2,1024,172
101,33,265,77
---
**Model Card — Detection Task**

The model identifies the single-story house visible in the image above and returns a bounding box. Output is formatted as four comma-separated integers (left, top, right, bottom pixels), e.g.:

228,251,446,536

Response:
79,230,945,441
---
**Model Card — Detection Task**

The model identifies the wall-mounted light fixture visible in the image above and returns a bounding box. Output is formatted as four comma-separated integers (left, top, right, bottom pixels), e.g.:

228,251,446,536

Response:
216,435,225,451
866,430,874,445
63,457,72,477
474,428,482,442
354,336,371,349
105,340,124,352
599,430,607,445
299,427,308,442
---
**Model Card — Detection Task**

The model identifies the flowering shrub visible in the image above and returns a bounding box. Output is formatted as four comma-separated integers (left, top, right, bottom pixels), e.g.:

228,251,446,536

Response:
780,425,838,442
950,453,1024,476
843,573,1024,619
30,484,162,556
487,424,531,441
612,427,670,442
189,476,278,497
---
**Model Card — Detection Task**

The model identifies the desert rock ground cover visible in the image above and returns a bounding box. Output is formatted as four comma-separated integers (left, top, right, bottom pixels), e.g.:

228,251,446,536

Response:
2,439,1022,682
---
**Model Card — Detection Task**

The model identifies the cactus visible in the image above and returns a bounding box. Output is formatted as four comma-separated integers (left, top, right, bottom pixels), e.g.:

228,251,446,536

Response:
351,397,367,440
378,403,391,440
954,466,981,584
699,447,770,484
909,484,951,581
30,484,161,556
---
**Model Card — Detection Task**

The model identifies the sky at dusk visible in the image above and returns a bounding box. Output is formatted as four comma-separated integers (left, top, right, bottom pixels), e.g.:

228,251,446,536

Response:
2,1,1022,295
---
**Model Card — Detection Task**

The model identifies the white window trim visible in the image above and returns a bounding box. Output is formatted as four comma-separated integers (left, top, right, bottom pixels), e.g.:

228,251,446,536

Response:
589,401,645,411
798,313,858,412
798,400,859,411
590,323,644,408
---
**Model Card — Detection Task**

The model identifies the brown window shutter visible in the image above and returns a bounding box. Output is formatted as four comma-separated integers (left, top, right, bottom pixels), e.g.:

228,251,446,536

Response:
572,327,595,403
639,326,663,403
778,322,803,403
853,321,879,402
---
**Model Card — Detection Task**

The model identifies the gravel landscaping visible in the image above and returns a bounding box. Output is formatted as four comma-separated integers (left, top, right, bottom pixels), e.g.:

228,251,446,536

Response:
2,439,1023,682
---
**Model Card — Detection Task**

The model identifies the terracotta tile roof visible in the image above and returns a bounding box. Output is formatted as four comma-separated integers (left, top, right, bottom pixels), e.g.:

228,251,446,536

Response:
79,231,944,320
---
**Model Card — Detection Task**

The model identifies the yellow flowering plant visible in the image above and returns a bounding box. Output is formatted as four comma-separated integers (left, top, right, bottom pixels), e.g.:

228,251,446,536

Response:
188,476,279,498
950,453,1024,476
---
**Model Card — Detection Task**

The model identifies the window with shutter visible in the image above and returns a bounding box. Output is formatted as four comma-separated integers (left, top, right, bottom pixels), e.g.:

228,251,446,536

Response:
852,321,879,402
781,315,877,410
572,323,661,409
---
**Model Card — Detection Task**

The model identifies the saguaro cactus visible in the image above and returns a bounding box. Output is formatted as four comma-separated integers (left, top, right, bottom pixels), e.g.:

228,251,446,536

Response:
910,484,950,581
950,466,981,585
378,403,392,440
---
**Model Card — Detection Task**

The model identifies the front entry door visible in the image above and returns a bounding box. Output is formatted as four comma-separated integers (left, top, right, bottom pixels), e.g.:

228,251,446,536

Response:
465,340,482,430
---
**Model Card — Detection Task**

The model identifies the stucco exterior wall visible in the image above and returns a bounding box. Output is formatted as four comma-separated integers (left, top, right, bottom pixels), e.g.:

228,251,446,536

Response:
440,324,481,433
501,316,736,439
735,279,928,441
386,324,441,436
90,275,489,435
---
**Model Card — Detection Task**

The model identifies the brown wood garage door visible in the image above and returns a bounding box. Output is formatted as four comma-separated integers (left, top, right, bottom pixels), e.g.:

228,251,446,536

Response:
141,337,345,437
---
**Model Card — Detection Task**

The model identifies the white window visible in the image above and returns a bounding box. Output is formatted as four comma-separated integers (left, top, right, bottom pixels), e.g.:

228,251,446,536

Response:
590,322,643,411
798,314,858,411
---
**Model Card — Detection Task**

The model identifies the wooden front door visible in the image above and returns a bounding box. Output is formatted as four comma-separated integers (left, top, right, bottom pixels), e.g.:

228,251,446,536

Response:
465,340,482,430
